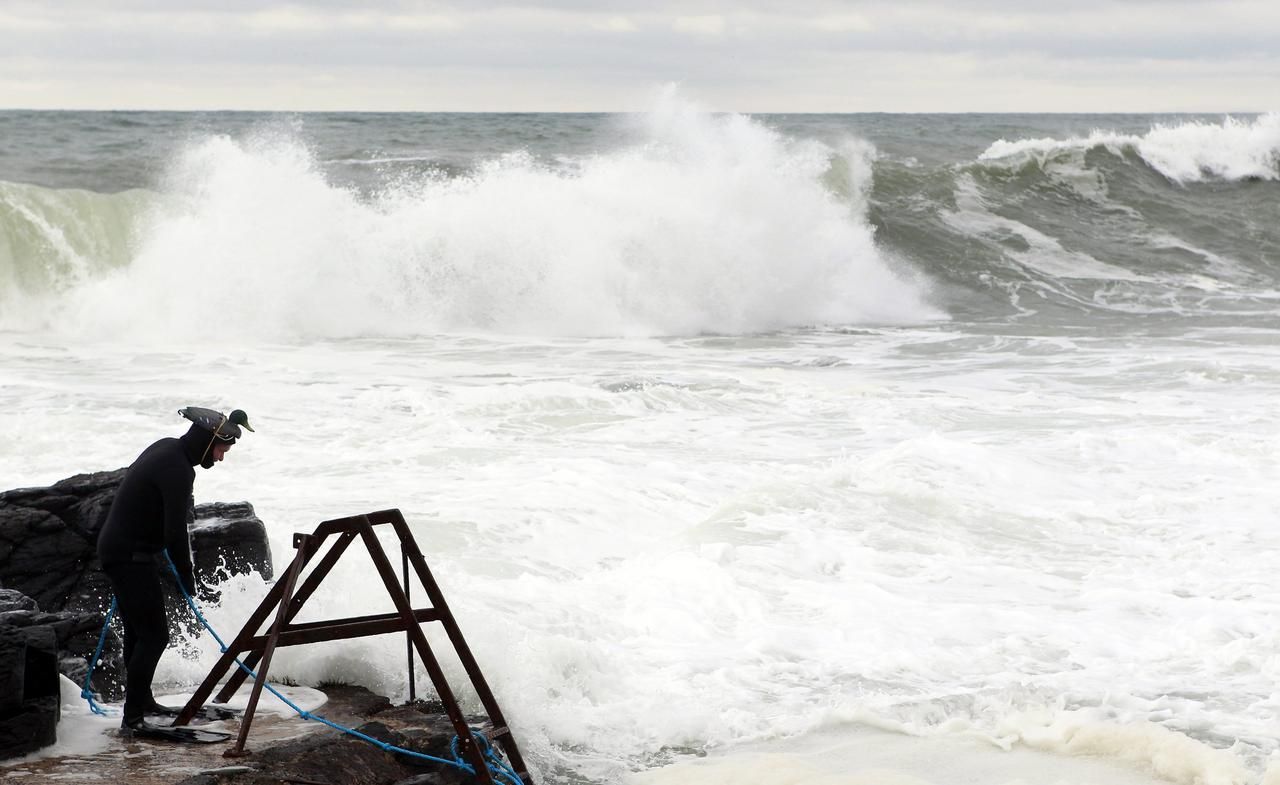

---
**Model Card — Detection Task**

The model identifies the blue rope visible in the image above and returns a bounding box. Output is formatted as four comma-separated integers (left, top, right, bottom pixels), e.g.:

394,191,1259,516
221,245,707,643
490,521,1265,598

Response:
160,552,524,785
81,596,119,717
452,731,526,785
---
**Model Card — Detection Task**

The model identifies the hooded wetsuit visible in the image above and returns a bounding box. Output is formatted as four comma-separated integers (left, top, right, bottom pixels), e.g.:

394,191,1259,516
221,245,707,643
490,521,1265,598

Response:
97,423,209,724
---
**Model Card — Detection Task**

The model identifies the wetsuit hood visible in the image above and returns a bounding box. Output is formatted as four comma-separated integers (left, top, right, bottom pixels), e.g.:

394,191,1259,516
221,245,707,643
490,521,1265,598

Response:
179,423,214,467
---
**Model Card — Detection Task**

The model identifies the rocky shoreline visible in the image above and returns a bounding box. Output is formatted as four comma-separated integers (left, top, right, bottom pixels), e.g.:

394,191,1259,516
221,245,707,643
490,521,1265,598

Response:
0,468,274,757
0,471,501,785
5,683,491,785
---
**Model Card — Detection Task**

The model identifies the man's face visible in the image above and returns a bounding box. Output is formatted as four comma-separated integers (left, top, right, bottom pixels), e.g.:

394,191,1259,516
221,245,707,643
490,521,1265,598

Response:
211,442,232,463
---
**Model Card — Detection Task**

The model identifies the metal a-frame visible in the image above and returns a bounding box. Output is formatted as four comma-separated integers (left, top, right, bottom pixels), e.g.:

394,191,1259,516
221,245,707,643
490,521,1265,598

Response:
176,509,530,784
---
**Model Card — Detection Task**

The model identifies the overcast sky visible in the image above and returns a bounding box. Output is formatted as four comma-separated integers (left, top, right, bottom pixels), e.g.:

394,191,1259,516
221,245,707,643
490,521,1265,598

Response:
1,1,1276,113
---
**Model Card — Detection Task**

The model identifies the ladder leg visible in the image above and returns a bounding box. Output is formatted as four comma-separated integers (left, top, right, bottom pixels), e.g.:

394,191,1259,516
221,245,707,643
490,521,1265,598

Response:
391,515,533,783
225,536,308,757
357,518,496,784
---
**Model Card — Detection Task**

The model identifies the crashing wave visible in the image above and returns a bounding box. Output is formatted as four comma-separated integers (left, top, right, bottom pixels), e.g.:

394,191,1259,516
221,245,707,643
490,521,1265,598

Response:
978,113,1280,183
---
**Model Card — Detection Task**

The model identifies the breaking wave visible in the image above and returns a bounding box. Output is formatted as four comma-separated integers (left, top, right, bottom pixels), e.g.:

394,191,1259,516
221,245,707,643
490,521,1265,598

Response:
978,113,1280,183
1,98,938,341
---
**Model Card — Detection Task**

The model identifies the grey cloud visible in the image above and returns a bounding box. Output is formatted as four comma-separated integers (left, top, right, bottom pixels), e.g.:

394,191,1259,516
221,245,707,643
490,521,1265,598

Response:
1,1,1277,110
6,3,1278,65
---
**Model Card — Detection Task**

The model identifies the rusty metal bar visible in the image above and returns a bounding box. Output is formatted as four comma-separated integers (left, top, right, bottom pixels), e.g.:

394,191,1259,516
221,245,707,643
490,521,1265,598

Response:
179,508,527,783
404,547,416,703
234,609,442,650
309,512,398,539
354,517,495,785
177,530,329,725
214,529,358,703
373,509,532,783
225,532,309,757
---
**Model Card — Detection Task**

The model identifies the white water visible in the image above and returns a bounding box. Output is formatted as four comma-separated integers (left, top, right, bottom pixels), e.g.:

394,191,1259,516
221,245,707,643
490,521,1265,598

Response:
979,113,1280,183
3,323,1279,784
3,103,1279,784
3,96,936,341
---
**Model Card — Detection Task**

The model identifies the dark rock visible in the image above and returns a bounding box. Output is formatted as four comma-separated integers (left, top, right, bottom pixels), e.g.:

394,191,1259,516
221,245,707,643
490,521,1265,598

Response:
0,470,276,711
0,696,59,760
0,503,89,610
1,469,274,616
0,620,61,758
169,687,490,785
0,589,37,613
191,502,273,585
329,687,393,717
0,591,121,708
0,468,125,615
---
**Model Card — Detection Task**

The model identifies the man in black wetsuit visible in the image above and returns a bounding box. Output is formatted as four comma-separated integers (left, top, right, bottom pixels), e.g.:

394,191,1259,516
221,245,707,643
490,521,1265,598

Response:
96,406,252,735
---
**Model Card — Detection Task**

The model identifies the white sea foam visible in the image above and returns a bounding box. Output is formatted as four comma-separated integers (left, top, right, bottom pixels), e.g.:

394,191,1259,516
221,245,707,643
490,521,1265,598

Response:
32,95,936,341
2,326,1279,782
979,113,1280,184
0,320,1260,781
1005,710,1252,785
630,720,1240,785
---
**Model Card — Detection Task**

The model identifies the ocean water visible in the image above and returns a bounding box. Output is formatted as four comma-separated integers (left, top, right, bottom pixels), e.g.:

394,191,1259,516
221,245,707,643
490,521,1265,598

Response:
2,96,1279,784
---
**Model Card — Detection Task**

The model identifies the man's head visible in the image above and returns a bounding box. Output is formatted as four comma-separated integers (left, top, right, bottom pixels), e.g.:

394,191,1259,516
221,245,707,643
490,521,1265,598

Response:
209,439,233,465
178,406,254,469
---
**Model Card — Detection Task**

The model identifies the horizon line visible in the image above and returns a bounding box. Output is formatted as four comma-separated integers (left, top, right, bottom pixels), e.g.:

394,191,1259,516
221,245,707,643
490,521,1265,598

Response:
0,106,1272,116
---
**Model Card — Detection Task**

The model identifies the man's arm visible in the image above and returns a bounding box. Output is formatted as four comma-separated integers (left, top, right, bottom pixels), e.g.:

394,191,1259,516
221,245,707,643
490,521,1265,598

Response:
160,464,198,595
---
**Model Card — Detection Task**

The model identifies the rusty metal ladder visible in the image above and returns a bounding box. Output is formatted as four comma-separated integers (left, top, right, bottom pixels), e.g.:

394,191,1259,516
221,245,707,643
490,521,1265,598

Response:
176,508,531,784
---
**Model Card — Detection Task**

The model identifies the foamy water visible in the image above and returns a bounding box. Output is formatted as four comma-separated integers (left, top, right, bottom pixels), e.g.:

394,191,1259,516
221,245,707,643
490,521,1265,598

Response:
4,325,1279,784
2,103,1279,784
8,99,936,341
979,112,1280,183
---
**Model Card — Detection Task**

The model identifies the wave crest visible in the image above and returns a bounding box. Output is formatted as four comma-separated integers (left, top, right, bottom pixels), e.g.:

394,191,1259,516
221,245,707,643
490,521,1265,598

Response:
26,98,938,341
978,113,1280,183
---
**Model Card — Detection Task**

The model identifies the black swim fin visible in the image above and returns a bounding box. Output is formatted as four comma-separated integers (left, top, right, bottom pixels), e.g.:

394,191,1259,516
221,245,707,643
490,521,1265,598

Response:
145,702,241,724
196,704,241,722
122,719,232,744
144,702,182,718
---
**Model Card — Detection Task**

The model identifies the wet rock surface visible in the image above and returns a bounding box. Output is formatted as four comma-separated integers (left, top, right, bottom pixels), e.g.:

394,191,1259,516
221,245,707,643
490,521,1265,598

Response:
0,469,274,709
0,475,523,783
1,686,497,785
0,469,273,615
0,587,122,702
0,599,60,759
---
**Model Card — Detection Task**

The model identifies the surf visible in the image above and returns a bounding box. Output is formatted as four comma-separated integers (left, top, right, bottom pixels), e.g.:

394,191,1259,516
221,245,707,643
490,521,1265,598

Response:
4,100,940,342
977,112,1280,184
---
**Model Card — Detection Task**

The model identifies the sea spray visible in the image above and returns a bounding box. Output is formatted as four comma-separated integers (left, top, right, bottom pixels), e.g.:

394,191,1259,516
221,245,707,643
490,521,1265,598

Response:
44,101,937,341
979,113,1280,183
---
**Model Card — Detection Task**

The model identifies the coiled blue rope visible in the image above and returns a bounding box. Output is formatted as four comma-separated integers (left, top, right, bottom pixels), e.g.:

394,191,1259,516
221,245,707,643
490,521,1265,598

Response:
83,554,524,784
81,596,118,717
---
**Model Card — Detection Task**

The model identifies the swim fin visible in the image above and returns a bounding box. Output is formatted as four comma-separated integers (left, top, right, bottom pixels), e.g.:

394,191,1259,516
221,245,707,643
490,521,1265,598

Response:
196,704,241,722
145,702,241,724
144,702,182,718
122,719,232,744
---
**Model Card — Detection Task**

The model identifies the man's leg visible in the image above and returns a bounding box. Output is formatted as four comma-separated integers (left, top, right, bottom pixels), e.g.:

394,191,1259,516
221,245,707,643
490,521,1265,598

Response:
104,562,170,725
